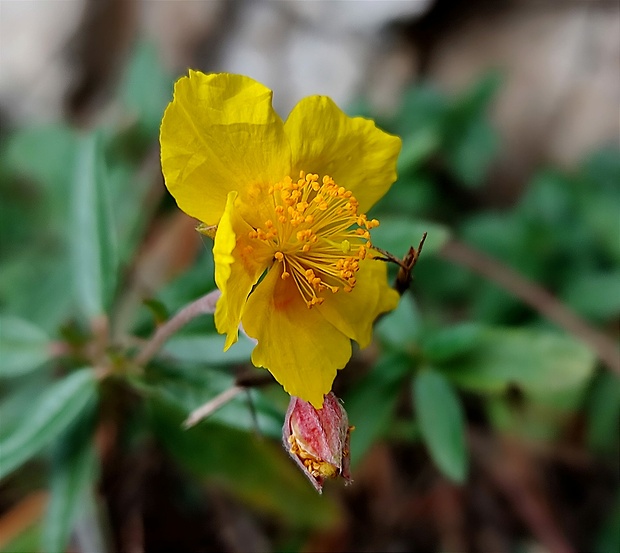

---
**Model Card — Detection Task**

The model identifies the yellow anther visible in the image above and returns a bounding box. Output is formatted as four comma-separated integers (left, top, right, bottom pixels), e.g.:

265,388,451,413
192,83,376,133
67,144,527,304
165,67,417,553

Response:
262,170,380,306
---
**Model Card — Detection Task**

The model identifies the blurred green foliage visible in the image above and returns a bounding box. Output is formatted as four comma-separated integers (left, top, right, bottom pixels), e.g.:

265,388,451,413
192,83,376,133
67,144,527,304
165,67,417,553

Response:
0,42,618,553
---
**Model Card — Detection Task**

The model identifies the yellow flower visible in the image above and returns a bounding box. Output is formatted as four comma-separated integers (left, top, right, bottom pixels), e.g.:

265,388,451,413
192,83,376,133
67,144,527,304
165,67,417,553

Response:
160,71,401,407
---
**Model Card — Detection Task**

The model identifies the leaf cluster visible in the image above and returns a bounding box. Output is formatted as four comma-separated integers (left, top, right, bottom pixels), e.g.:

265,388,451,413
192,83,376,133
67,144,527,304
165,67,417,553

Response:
0,45,618,553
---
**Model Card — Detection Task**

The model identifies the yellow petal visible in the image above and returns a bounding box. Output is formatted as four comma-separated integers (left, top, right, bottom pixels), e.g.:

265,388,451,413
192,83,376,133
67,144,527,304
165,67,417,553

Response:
242,264,352,408
284,96,401,213
213,192,270,349
317,259,399,348
160,71,291,226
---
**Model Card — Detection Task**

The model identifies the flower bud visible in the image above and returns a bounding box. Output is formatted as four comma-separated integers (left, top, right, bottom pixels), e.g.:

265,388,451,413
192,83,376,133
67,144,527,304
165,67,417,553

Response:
282,392,352,493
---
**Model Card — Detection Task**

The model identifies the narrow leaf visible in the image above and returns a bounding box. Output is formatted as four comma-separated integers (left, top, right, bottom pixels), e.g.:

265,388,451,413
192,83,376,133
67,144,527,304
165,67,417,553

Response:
375,297,421,351
439,327,597,394
344,352,412,467
414,369,468,483
69,132,118,319
164,333,255,365
0,315,51,377
421,322,484,363
42,407,98,553
0,369,98,480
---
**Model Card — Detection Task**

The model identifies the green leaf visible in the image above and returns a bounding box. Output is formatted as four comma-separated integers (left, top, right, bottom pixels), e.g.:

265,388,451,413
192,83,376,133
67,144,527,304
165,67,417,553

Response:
0,315,51,377
564,270,620,321
343,352,412,467
377,172,441,216
397,127,440,173
163,333,255,366
451,71,502,122
0,372,54,440
42,408,98,553
414,369,468,483
0,368,98,480
444,118,498,187
142,298,170,325
438,327,597,394
594,493,620,553
134,365,283,439
486,387,588,442
0,254,73,334
442,72,502,187
3,124,77,193
69,132,119,319
391,83,447,138
371,215,451,258
586,371,620,455
421,322,484,363
120,41,173,136
375,296,421,351
0,521,41,553
148,399,341,528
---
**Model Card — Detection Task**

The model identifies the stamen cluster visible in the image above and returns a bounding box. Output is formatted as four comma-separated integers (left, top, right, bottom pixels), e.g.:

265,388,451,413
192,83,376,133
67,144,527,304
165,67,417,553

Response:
247,172,379,307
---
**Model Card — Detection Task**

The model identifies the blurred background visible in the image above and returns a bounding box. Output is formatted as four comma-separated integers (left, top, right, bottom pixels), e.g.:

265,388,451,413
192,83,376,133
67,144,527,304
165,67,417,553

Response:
0,1,618,552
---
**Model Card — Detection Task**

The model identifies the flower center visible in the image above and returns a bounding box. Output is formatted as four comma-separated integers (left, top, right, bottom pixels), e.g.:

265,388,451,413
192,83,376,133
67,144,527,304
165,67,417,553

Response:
247,171,379,308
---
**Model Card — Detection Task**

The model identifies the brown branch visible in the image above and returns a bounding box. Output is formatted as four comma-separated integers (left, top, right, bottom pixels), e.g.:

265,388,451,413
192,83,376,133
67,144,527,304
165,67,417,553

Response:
183,385,245,429
440,239,620,376
134,289,221,367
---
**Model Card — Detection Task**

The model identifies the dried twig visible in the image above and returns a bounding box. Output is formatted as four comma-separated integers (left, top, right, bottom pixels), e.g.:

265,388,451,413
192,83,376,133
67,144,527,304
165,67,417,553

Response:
376,232,428,295
440,239,620,376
